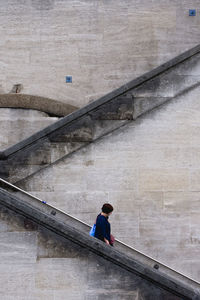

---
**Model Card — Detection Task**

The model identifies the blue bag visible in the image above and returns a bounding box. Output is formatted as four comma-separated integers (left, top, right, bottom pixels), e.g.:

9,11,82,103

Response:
89,224,96,237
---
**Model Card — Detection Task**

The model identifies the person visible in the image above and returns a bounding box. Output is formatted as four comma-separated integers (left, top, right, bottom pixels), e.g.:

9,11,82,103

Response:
94,203,114,246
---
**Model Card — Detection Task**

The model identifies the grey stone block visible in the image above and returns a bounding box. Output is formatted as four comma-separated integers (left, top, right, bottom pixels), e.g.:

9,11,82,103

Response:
1,44,200,184
0,186,199,299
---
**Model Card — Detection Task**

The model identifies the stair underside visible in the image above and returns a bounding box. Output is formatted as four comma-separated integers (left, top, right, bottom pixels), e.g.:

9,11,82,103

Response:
1,44,200,183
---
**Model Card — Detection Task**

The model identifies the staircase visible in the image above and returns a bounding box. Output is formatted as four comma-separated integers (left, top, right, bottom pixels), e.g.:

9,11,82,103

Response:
0,177,199,299
1,45,200,298
1,44,200,183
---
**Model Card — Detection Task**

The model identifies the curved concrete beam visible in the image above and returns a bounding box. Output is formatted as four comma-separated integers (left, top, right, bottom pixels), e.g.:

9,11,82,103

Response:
0,94,78,117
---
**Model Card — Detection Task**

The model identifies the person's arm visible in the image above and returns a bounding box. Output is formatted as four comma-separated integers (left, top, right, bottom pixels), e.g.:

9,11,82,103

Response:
104,238,110,245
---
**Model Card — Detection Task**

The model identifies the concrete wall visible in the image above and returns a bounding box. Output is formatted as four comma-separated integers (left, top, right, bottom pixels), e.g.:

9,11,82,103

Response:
18,83,200,282
0,0,200,107
0,108,58,150
0,203,181,300
1,0,200,293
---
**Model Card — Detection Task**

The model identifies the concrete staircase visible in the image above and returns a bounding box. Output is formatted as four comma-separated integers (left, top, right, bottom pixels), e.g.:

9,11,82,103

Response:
0,178,199,299
1,44,200,183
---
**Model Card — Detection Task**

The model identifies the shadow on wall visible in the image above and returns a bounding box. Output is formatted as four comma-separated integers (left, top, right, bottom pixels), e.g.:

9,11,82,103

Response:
0,94,78,117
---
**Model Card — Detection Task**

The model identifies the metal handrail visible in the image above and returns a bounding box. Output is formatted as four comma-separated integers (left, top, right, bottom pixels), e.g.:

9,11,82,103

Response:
0,177,199,286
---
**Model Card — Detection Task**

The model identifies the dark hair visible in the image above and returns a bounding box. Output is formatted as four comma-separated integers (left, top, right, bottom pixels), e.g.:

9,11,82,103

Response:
102,203,113,214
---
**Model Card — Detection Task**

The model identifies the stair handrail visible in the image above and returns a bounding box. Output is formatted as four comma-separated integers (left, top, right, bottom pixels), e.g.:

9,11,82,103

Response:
1,44,200,160
0,177,199,287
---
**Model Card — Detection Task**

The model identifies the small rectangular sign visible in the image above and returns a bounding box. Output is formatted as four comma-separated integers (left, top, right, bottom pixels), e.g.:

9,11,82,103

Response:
66,76,72,83
189,9,196,16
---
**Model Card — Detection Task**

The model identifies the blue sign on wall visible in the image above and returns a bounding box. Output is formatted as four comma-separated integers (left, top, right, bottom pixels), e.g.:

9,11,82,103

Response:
66,76,72,83
189,9,196,16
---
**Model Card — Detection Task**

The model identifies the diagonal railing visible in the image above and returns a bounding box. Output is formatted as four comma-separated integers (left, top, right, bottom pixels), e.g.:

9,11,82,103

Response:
0,43,200,161
0,177,199,292
1,44,200,184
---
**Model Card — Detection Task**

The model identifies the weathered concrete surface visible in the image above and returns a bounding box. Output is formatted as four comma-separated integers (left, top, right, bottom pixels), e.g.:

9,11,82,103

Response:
0,0,200,107
0,94,78,117
0,108,59,151
0,36,200,284
17,82,200,281
0,186,199,300
1,45,200,182
1,176,199,289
